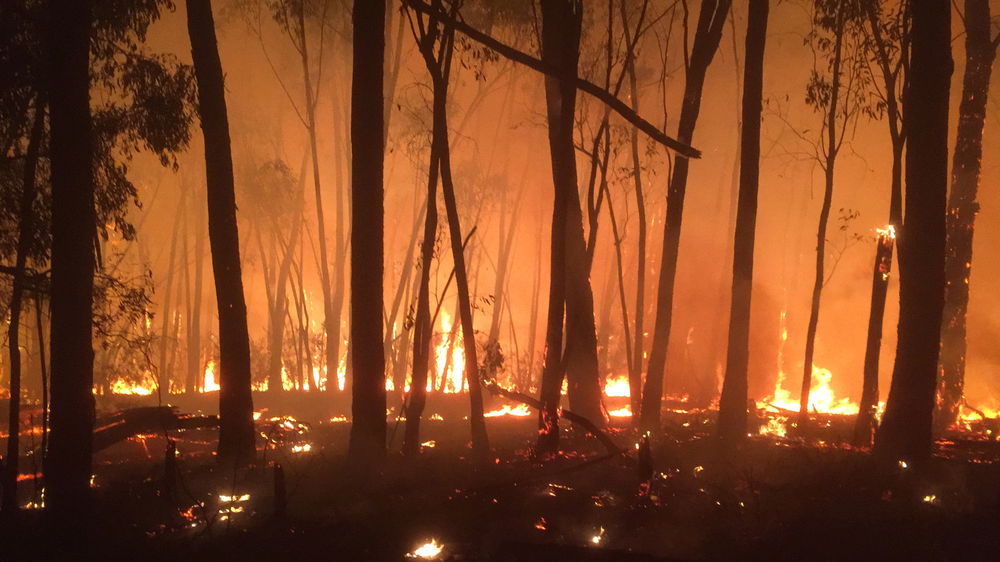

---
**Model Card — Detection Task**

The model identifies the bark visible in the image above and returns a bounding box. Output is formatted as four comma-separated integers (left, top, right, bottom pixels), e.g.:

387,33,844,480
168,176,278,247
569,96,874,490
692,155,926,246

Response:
875,0,951,462
798,5,846,426
2,94,43,513
348,0,386,462
641,0,730,430
854,228,894,446
44,0,96,536
717,0,767,442
937,0,997,429
186,0,256,463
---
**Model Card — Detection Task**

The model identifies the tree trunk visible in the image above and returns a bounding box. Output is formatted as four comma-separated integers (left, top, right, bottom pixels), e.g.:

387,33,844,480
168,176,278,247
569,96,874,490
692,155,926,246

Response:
159,203,183,395
186,201,205,393
937,0,996,430
2,94,44,513
296,5,337,390
536,0,594,453
855,1,906,447
44,0,96,537
438,85,490,457
854,226,894,446
186,0,256,463
641,0,730,430
717,0,767,442
875,0,951,463
798,5,845,426
403,149,438,455
348,0,386,462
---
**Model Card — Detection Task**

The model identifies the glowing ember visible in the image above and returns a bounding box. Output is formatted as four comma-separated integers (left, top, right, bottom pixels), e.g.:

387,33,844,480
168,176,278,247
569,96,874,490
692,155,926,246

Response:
484,403,532,417
290,443,312,453
590,526,606,545
608,406,632,417
329,415,349,423
406,538,444,559
421,440,436,448
203,360,220,392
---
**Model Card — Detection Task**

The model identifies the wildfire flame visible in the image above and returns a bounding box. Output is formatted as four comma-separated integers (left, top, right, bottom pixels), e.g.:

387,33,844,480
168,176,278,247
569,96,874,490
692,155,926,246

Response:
484,403,531,417
203,360,220,392
406,538,444,559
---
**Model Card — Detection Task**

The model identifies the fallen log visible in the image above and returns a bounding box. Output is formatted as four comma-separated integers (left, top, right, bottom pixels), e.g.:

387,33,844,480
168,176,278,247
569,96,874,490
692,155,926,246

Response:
482,381,622,455
93,406,218,452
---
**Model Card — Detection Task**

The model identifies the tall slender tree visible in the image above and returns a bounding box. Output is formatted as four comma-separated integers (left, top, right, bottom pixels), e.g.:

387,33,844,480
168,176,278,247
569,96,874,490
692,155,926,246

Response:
641,0,730,430
2,94,44,513
44,0,96,536
875,0,951,462
854,0,906,447
717,0,768,442
348,0,386,462
937,0,999,429
536,0,606,453
186,0,256,462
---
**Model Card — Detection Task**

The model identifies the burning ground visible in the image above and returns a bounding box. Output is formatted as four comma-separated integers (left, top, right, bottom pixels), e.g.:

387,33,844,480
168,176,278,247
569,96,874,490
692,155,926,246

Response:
3,379,1000,560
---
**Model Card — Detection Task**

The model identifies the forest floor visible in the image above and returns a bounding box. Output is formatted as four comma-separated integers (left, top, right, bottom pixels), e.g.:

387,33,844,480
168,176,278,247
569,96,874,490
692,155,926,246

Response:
4,401,1000,561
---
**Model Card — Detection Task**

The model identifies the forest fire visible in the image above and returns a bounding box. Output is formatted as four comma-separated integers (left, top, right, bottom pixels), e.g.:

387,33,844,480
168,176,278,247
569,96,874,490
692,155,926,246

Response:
5,0,1000,559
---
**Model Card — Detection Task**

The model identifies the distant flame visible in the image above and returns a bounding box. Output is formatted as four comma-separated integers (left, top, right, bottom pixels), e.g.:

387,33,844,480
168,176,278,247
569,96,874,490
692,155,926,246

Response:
484,403,531,417
203,360,220,392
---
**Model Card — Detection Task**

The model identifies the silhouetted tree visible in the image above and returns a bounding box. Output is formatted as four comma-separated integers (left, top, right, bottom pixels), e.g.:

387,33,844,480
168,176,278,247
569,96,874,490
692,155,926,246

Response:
2,94,44,513
186,0,256,463
44,0,96,541
717,0,768,442
854,0,907,447
937,0,999,429
348,0,386,462
875,0,951,463
641,0,729,430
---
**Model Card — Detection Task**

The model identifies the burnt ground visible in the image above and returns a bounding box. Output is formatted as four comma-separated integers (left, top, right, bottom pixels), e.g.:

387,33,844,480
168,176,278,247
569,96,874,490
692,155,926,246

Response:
3,399,1000,561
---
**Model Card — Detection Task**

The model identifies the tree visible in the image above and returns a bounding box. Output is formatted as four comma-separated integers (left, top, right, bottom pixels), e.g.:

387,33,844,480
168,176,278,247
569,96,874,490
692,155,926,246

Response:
43,0,96,539
717,0,768,442
186,0,256,463
641,0,730,430
348,0,386,462
534,0,606,453
875,0,951,462
854,0,907,447
796,0,847,427
937,0,999,430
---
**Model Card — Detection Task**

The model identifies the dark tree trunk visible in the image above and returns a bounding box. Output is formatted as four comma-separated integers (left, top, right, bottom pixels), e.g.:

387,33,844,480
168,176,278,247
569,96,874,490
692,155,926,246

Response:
937,0,997,429
536,0,604,453
2,94,44,513
797,5,845,426
875,0,951,462
855,1,906,447
43,0,96,538
348,0,386,462
641,0,730,430
403,150,439,456
186,0,256,463
854,227,894,446
717,0,767,442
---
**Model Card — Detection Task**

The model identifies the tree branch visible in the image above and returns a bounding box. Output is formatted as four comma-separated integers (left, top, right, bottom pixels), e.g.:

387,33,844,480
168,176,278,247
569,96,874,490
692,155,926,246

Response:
402,0,701,159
